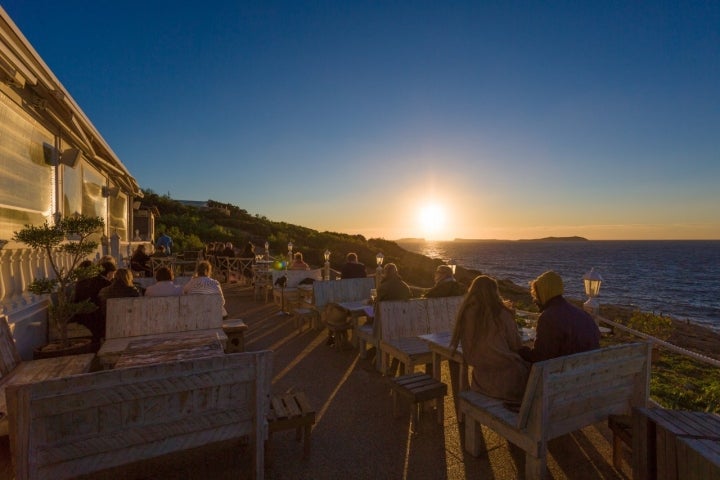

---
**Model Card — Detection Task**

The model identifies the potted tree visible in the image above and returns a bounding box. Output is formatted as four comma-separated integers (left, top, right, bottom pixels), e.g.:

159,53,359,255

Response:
13,215,105,357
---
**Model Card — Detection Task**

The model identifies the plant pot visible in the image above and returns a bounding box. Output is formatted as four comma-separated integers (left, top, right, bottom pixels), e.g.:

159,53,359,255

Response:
33,337,96,359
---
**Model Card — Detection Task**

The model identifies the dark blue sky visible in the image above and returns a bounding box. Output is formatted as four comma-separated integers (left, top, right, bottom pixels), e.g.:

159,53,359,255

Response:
4,1,719,239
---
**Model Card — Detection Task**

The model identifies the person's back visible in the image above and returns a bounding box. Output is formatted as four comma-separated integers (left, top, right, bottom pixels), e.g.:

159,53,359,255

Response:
424,265,465,298
288,252,310,270
377,263,412,301
156,232,173,255
519,270,600,363
340,253,367,279
145,266,182,297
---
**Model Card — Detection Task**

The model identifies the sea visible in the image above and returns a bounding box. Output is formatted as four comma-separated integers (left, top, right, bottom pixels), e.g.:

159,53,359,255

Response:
398,240,720,333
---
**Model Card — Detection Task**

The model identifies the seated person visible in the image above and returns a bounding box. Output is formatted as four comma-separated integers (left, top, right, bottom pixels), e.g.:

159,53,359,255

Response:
288,252,310,270
130,244,152,277
183,260,227,316
424,265,465,297
376,263,412,301
73,261,117,346
144,266,183,297
240,241,255,259
222,242,235,258
519,270,600,363
340,252,367,279
450,275,529,403
98,268,141,325
151,245,168,257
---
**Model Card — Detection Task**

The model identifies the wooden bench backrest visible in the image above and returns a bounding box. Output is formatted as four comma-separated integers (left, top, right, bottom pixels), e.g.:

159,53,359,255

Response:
105,294,224,340
517,342,651,440
312,278,376,309
0,315,21,380
425,295,463,333
377,299,429,340
271,268,323,289
7,350,273,480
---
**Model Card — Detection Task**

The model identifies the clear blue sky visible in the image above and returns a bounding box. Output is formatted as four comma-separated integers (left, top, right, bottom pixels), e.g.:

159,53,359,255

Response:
4,1,719,240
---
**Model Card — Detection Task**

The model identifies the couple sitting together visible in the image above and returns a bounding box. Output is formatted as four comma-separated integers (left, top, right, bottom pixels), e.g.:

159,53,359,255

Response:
451,270,600,404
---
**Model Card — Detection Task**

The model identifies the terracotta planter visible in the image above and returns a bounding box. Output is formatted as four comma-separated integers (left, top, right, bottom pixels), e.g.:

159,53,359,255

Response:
33,337,95,360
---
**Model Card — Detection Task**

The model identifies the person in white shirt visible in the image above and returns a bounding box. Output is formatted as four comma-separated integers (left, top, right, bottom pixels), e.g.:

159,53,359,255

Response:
144,266,182,297
182,260,227,316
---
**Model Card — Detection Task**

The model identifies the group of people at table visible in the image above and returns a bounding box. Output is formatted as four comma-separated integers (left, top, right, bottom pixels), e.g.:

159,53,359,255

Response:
72,254,226,352
337,253,600,406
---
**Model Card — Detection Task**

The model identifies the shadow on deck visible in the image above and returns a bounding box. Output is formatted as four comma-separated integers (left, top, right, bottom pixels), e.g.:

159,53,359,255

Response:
0,282,633,479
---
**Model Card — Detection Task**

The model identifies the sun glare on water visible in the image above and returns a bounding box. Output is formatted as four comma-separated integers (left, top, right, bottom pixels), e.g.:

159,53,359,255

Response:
417,203,447,240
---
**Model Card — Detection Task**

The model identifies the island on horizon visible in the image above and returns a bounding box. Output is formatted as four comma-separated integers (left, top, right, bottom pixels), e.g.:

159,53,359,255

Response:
397,236,590,243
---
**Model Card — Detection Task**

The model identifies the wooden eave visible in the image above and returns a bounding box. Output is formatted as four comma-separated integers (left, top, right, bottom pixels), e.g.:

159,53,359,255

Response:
0,7,142,198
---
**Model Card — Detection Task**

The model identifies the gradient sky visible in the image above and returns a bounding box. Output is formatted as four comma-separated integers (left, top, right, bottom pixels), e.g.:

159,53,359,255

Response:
4,1,719,240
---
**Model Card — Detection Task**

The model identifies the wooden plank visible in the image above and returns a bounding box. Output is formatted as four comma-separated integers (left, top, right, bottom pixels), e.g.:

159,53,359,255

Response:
106,295,224,340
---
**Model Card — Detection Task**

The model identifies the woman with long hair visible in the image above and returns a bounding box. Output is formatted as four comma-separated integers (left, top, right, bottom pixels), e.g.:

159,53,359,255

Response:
450,275,529,403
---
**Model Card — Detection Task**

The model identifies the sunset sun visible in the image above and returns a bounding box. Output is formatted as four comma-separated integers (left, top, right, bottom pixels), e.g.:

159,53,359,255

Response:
417,203,447,239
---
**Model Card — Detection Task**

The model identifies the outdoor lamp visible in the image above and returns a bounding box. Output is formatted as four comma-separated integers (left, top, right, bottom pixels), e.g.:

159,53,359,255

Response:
375,252,384,289
582,267,603,315
448,259,457,275
323,249,331,280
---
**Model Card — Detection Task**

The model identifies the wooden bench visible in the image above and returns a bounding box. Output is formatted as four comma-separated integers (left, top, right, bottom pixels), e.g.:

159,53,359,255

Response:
271,269,323,312
98,295,245,368
291,278,375,334
266,391,315,461
375,296,464,375
390,373,447,433
0,315,94,437
459,342,651,480
6,350,273,480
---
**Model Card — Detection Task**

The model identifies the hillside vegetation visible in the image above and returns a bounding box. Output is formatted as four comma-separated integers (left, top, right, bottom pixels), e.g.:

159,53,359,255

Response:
141,190,532,304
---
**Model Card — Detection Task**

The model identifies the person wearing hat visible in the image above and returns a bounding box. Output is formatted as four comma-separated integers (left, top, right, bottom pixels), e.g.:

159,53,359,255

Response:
519,270,600,363
424,264,465,298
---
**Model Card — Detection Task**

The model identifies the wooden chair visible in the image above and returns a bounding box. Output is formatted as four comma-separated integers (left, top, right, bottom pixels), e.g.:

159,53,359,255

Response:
0,315,94,437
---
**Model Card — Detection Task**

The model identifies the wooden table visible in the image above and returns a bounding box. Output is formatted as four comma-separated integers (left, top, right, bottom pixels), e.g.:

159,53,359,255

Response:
336,301,374,347
114,333,225,368
633,407,720,480
418,332,466,406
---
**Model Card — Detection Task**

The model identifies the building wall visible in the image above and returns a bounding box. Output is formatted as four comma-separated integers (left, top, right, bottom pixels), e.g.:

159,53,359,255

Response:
0,7,143,357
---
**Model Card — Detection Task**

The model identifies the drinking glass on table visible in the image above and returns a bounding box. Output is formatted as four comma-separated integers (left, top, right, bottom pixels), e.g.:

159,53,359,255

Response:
369,288,377,304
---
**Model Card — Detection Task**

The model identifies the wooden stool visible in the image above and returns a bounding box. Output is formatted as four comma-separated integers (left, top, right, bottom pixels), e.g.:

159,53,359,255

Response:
267,391,316,461
390,373,447,433
608,414,632,469
291,307,320,333
222,318,247,353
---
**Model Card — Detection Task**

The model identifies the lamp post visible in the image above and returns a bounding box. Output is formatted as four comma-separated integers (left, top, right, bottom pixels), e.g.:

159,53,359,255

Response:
375,252,384,288
264,241,269,260
323,249,331,280
287,241,293,266
448,258,457,275
582,267,603,316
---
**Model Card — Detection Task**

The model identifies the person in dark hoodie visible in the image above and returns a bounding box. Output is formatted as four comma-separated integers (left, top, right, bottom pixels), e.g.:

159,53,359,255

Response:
73,260,117,346
519,270,600,363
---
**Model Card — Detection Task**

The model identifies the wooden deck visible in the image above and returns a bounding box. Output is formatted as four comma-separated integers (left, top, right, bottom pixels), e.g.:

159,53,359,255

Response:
0,282,633,479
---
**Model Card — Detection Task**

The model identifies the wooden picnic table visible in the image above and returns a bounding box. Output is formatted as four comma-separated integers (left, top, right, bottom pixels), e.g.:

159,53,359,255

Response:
632,407,720,480
114,333,224,369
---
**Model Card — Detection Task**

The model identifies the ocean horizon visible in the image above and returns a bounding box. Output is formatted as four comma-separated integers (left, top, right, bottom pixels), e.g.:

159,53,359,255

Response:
398,239,720,333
